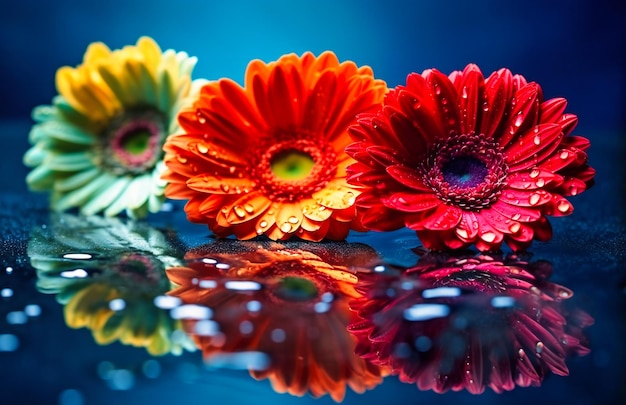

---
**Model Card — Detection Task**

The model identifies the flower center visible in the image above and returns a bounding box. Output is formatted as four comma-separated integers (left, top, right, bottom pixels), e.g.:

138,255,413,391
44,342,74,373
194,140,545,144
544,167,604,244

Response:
421,132,508,210
250,136,337,202
100,108,166,175
270,150,315,180
274,276,319,301
441,156,489,188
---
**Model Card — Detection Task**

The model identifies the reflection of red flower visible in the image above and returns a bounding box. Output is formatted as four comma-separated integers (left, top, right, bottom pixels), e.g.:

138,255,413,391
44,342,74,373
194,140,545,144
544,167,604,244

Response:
346,64,595,251
348,252,592,394
167,241,384,402
163,52,387,241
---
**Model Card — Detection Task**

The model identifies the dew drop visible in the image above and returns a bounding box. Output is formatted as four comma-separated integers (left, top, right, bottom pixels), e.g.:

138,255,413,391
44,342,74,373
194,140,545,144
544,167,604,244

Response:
244,204,254,214
529,194,541,206
456,228,469,239
287,216,299,224
434,85,441,95
533,135,541,145
536,178,545,187
512,213,521,221
233,206,246,218
557,200,571,213
197,143,209,154
259,220,268,229
220,184,230,193
569,185,578,196
481,231,496,243
514,114,524,128
529,169,540,178
482,102,489,112
280,223,292,233
229,166,237,174
197,114,206,124
509,222,521,233
560,151,570,160
536,341,544,354
461,86,468,99
176,155,187,164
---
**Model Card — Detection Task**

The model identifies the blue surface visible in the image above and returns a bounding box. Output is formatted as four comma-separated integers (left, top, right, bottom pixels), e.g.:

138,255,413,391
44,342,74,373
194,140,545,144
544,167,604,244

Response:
0,1,624,404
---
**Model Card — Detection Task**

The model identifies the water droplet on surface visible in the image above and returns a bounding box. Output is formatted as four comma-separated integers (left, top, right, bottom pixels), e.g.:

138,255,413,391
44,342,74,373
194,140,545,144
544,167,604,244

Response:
404,304,450,321
1,288,13,298
106,369,135,391
142,360,161,379
154,295,181,309
246,300,262,312
0,334,19,352
108,298,126,311
24,304,41,317
194,319,220,336
239,320,254,334
271,328,286,343
171,304,213,320
63,253,92,260
5,266,13,274
58,389,84,405
6,311,27,325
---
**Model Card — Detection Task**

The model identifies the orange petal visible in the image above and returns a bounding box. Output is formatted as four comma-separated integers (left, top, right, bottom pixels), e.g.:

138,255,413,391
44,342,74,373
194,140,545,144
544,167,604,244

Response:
187,175,255,194
222,192,272,225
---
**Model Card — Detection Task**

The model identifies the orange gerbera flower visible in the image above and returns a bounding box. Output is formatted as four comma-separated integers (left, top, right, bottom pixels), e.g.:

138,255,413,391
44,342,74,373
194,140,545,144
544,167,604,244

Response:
166,240,384,402
162,52,387,241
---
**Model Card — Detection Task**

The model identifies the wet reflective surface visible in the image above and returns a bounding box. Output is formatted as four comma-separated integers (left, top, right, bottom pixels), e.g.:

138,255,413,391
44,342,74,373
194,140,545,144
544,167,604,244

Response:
1,119,625,404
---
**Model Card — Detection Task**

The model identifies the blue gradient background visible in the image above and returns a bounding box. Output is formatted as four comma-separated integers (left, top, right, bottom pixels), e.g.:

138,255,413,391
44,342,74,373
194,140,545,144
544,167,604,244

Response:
0,1,624,404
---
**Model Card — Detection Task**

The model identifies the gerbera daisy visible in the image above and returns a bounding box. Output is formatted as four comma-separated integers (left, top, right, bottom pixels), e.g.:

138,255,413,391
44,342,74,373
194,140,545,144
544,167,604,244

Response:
30,214,195,356
23,37,205,218
166,240,384,402
346,64,595,251
348,251,593,394
162,51,387,241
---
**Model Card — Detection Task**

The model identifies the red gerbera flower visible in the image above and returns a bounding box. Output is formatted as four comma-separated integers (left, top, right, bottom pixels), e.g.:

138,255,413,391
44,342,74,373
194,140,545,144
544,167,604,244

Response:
346,64,595,251
348,251,593,394
166,240,384,402
163,52,387,241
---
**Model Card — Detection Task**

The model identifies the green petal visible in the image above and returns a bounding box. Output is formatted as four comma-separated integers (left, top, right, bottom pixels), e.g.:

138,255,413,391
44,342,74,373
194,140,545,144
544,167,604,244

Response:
55,167,101,192
80,177,130,216
157,67,174,113
31,105,58,123
46,151,94,171
31,120,95,146
52,96,94,129
134,61,157,105
26,165,56,190
53,173,117,211
23,145,47,166
104,177,134,216
126,174,152,210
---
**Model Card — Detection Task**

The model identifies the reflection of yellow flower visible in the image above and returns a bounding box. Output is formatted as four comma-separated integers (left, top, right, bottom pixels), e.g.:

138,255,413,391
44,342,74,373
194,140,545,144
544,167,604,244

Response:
24,37,205,218
163,52,387,240
167,240,384,402
31,214,194,356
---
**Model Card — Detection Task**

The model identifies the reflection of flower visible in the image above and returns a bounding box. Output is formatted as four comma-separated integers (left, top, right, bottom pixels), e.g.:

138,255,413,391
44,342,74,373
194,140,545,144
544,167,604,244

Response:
347,64,595,251
349,251,592,394
23,37,205,218
30,214,193,355
162,52,387,241
167,240,384,402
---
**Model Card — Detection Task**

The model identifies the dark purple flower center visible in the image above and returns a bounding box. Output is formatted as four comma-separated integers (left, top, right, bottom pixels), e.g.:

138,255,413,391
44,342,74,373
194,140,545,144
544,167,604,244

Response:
441,156,489,189
421,132,508,211
100,108,166,175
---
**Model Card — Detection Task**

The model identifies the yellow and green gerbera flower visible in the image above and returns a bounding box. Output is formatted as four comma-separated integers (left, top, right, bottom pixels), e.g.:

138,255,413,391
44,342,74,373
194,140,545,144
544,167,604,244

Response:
23,36,206,218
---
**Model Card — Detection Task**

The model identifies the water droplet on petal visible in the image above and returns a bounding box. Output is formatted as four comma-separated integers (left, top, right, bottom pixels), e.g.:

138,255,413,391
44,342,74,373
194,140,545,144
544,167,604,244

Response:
514,114,524,127
482,102,489,112
529,194,541,205
481,231,496,243
287,216,299,224
536,178,545,187
509,222,521,233
533,135,541,145
461,86,468,99
280,223,292,233
560,151,570,159
557,200,571,213
176,155,188,164
512,213,521,221
456,228,469,239
197,143,209,154
220,184,230,193
233,206,246,218
569,185,579,196
244,204,254,214
529,169,540,178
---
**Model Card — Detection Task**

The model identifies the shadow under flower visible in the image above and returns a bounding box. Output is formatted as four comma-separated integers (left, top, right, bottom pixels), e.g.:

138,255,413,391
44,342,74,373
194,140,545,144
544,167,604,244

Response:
166,239,385,402
29,213,195,356
348,249,593,394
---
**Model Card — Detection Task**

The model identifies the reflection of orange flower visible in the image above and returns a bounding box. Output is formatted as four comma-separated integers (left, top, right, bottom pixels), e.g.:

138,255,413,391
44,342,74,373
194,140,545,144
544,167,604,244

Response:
162,52,387,241
166,240,384,402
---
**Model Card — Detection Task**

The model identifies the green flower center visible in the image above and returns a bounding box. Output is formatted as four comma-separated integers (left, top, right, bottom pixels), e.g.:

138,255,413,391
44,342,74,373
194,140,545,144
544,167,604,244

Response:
274,276,319,301
270,150,315,180
101,108,166,175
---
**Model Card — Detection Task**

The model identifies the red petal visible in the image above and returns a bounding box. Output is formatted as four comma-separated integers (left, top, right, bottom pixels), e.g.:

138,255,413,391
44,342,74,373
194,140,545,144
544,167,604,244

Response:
420,203,462,231
499,189,552,207
497,83,541,147
359,205,406,231
543,195,574,216
423,68,460,136
455,211,479,240
506,170,562,190
381,192,441,212
386,165,431,191
505,124,563,166
474,213,504,246
480,68,514,138
490,199,542,222
538,97,567,124
386,103,429,155
366,145,405,167
455,64,485,135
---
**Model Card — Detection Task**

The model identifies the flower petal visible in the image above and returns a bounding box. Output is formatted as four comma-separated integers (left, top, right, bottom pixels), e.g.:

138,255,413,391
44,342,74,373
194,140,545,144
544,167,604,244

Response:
223,192,272,225
381,192,441,212
187,175,255,194
420,204,462,231
386,165,431,191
